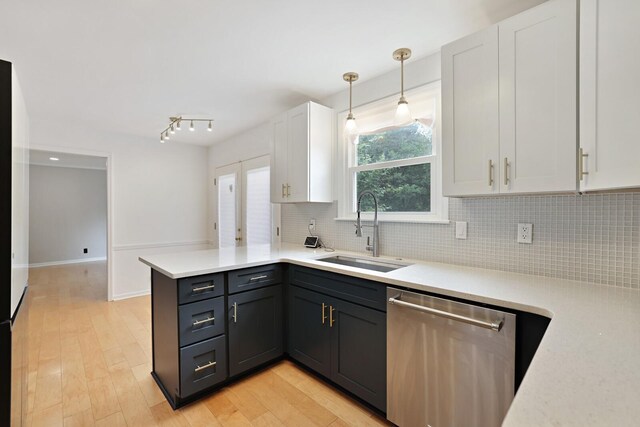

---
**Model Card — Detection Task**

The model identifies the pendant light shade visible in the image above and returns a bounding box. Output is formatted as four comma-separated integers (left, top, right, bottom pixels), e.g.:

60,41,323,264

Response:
393,48,412,125
343,72,359,143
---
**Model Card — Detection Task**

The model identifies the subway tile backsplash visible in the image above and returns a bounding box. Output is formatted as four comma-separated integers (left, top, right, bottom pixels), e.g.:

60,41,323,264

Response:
281,193,640,289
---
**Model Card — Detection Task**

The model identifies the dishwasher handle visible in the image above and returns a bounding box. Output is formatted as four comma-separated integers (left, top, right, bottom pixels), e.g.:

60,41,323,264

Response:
388,295,504,332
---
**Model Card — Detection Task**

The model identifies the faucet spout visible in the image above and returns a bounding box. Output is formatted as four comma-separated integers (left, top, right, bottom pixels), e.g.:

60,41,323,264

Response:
355,191,380,257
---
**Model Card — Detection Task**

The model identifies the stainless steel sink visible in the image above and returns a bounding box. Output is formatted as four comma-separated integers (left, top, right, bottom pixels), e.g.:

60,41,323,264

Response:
317,255,410,273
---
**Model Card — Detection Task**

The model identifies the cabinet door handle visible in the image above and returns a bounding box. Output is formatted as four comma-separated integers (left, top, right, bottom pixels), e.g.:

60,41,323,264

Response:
286,184,291,197
282,183,286,198
321,303,327,325
488,159,494,187
192,283,215,293
194,361,216,373
249,275,268,281
232,302,237,323
579,148,589,181
192,317,215,326
504,157,510,186
329,306,335,327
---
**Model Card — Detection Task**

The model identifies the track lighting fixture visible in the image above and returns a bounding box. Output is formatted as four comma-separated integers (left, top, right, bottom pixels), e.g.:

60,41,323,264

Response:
343,72,359,142
393,48,412,125
159,116,214,143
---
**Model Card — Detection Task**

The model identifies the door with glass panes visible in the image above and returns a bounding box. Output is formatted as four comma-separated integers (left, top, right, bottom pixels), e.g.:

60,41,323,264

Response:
216,155,280,248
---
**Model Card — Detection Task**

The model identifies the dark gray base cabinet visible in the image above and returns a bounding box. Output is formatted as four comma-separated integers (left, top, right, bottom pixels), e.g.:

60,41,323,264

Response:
288,266,387,412
228,284,283,377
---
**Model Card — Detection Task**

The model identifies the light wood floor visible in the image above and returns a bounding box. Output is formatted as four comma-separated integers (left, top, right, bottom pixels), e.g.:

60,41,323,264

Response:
24,262,390,427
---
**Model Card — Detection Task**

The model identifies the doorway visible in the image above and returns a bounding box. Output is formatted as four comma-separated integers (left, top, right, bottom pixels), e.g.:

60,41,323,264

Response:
27,148,112,300
216,155,280,248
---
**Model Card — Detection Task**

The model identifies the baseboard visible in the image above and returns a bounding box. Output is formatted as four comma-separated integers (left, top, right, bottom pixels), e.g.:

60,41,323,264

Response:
29,257,107,268
111,289,150,301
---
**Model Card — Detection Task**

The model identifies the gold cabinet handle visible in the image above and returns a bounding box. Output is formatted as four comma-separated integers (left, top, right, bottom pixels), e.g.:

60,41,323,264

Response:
286,184,291,197
282,183,286,198
504,157,510,186
195,361,216,373
192,317,215,326
321,303,327,325
232,302,237,323
329,306,335,327
488,159,494,187
579,148,589,181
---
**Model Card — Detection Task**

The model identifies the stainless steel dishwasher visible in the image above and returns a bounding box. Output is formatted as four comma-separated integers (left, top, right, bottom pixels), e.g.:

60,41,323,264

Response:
387,288,516,427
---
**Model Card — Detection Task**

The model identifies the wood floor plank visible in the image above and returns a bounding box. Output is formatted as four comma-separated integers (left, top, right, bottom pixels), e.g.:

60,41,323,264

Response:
26,262,389,427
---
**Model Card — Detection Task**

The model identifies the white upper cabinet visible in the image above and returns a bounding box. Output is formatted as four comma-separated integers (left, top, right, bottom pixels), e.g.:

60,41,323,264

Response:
442,0,577,196
579,0,640,191
270,101,333,203
442,26,500,196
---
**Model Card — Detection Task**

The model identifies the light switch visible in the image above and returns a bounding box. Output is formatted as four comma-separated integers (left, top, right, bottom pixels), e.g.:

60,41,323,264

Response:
455,221,467,240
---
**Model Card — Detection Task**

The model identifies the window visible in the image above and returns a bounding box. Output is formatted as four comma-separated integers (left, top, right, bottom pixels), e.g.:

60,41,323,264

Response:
338,82,448,222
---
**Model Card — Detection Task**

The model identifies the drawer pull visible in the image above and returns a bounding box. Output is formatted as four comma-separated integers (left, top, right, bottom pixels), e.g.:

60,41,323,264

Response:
249,275,268,281
232,302,237,323
192,283,215,293
330,306,335,327
194,361,216,373
192,317,215,326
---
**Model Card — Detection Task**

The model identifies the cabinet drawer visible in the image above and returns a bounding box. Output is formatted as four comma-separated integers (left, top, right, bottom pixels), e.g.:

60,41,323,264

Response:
179,335,227,398
178,273,224,304
228,264,282,294
179,297,225,347
289,266,387,311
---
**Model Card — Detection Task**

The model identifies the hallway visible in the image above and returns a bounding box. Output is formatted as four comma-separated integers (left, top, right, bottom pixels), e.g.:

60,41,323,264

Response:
25,262,388,426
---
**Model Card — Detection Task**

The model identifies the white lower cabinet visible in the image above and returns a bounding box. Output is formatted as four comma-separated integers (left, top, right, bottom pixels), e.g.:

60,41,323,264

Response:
579,0,640,191
442,0,578,196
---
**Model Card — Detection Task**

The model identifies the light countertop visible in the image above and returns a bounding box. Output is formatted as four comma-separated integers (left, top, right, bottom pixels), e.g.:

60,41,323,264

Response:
139,243,640,426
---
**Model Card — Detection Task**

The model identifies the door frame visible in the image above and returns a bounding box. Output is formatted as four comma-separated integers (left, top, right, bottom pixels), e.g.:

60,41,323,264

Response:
29,144,114,301
215,162,242,248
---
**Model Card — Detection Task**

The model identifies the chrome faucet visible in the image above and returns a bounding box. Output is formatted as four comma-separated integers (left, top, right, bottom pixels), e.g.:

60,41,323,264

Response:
355,191,380,257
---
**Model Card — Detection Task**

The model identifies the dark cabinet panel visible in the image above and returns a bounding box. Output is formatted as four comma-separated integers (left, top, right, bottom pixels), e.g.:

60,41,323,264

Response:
288,285,331,378
228,264,282,294
178,296,225,347
228,285,283,377
289,266,387,311
180,335,227,397
330,298,386,412
178,273,224,304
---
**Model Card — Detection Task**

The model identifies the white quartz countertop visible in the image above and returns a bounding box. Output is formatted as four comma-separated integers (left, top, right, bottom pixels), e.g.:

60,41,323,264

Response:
139,243,640,426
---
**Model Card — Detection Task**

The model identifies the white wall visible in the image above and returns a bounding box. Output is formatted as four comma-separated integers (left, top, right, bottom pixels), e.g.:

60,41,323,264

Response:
11,65,29,316
30,119,210,300
29,165,107,265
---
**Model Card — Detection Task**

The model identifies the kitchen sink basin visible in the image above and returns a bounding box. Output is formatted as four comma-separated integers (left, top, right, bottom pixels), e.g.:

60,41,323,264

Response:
317,255,410,273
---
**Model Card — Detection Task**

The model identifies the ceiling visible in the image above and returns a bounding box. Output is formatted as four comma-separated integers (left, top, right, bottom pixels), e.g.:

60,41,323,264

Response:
1,0,544,146
29,149,107,170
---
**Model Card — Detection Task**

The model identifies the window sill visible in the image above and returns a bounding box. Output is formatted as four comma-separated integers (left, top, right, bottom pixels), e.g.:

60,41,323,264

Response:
334,216,450,225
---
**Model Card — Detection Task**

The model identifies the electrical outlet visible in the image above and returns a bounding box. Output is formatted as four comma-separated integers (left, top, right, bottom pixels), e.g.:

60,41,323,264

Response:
455,221,467,239
309,219,316,232
517,223,533,244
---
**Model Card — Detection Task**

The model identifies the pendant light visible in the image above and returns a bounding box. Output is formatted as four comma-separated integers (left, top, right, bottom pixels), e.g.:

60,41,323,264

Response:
207,120,213,132
393,48,412,125
343,72,359,141
189,120,195,131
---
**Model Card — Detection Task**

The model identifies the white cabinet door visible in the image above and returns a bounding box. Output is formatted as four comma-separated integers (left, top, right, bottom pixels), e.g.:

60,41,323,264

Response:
499,0,577,194
442,26,500,196
286,103,310,203
270,113,288,203
580,0,640,191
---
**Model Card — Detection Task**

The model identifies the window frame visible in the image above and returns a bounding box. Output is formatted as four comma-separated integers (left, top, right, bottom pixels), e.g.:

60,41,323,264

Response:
337,81,448,223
